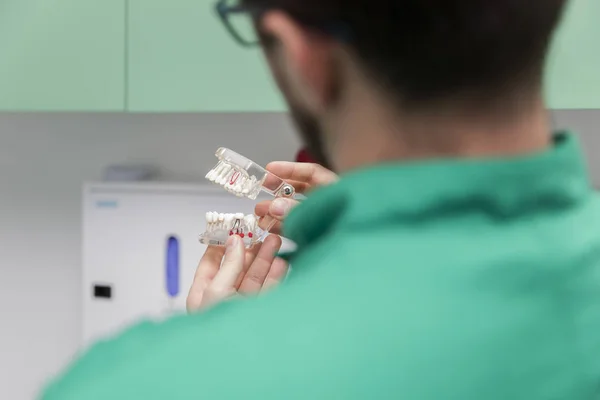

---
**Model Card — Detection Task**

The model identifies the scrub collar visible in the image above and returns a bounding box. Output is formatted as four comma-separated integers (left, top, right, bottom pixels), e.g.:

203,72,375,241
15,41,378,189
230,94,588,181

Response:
282,132,592,256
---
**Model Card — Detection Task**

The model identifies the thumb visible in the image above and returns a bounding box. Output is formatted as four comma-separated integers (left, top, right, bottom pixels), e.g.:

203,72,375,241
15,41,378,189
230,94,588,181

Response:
269,198,298,220
209,235,246,293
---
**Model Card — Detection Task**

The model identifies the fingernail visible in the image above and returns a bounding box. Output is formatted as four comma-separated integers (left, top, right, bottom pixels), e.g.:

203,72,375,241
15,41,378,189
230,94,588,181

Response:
270,198,290,217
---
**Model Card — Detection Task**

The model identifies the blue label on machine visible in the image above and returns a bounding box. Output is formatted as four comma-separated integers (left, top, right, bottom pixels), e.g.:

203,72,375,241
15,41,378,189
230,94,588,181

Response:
166,236,180,298
95,200,118,209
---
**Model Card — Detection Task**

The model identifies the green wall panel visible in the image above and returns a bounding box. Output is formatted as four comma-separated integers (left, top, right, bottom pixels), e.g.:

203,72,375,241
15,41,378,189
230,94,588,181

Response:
127,0,285,112
1,0,595,112
545,0,600,109
0,0,126,111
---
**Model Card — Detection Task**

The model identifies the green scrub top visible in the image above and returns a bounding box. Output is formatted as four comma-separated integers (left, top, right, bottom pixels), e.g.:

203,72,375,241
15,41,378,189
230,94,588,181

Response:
42,132,600,399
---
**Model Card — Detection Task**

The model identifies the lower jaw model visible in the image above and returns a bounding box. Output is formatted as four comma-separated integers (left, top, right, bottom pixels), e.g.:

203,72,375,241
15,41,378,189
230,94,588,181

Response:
199,212,261,248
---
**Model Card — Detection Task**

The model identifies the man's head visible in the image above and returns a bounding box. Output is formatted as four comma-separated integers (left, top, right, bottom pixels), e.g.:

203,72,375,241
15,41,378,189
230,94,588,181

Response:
235,0,568,170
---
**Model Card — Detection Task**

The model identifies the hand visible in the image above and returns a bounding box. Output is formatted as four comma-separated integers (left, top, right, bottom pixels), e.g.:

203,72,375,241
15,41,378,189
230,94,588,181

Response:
255,162,338,235
186,234,289,312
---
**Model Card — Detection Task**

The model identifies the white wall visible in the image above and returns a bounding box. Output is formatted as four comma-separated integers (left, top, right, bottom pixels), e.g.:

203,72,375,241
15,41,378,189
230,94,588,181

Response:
0,113,299,400
0,110,598,400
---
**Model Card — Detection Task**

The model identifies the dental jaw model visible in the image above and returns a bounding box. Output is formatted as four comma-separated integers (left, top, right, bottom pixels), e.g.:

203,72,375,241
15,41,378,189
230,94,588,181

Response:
201,212,258,247
204,147,295,200
199,148,296,248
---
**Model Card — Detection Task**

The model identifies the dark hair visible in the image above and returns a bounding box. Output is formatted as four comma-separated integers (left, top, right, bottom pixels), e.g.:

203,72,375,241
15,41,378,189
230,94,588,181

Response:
246,0,568,106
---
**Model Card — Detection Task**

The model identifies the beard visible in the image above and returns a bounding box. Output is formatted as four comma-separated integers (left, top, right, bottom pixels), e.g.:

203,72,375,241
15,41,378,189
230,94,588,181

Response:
259,35,335,171
287,104,334,171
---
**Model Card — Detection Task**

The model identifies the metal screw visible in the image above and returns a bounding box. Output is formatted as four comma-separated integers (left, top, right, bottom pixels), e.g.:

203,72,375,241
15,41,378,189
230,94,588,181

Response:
282,185,294,197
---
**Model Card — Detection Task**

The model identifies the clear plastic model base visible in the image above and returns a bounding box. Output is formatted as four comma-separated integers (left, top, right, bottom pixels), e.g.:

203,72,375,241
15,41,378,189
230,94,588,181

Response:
205,148,296,200
198,212,265,248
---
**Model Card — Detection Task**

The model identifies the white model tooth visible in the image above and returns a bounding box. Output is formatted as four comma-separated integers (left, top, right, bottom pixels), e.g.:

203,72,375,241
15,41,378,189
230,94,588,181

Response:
234,213,243,226
242,181,250,194
213,162,226,179
207,163,221,182
241,178,251,195
244,215,256,238
232,179,241,193
206,163,217,180
234,213,244,233
246,176,257,195
215,165,228,185
211,164,226,182
217,172,227,186
224,164,233,177
243,214,254,230
227,169,239,186
248,215,257,232
218,213,224,229
224,214,234,230
221,168,236,185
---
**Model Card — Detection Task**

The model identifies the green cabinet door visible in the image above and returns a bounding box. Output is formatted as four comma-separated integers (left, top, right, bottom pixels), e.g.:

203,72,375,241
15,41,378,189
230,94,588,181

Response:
127,0,599,112
127,0,285,112
545,0,600,109
0,0,125,111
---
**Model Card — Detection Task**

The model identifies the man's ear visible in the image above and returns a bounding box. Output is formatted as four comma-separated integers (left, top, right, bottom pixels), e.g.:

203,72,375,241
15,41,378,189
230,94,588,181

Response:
260,11,336,114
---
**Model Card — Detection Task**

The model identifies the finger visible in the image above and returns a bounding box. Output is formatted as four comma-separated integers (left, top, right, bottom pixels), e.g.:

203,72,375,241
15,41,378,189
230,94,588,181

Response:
255,198,299,220
187,245,226,312
209,235,246,294
192,245,226,284
233,242,263,289
258,218,283,236
261,257,289,292
238,235,283,295
269,198,298,220
266,162,338,192
254,200,296,236
255,203,283,235
255,200,271,217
